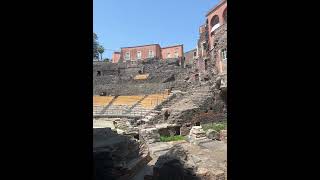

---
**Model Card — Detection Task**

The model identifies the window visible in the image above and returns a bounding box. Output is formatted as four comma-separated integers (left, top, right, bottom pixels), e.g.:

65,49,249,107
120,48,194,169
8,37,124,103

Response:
221,49,227,61
125,52,130,60
174,51,179,58
193,51,197,59
167,53,171,58
148,50,154,58
137,51,141,60
205,59,208,70
201,42,205,57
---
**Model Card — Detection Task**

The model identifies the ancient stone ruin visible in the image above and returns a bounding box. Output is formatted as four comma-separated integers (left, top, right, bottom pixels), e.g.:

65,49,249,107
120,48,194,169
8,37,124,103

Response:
93,127,151,180
93,1,227,179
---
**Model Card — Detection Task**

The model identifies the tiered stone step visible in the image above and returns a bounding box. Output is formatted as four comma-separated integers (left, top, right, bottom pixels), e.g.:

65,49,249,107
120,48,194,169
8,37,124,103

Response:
112,96,144,106
93,105,130,115
93,96,114,106
139,93,169,109
93,93,169,118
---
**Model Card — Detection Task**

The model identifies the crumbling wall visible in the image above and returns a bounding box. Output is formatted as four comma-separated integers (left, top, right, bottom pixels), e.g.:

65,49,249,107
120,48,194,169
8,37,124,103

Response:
93,128,140,179
93,58,190,95
211,24,227,75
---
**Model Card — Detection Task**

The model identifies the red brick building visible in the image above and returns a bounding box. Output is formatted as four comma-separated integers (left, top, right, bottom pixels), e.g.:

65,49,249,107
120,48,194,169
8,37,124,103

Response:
206,0,227,75
112,52,121,63
161,45,184,60
184,49,197,67
206,0,227,51
195,0,227,75
112,44,184,63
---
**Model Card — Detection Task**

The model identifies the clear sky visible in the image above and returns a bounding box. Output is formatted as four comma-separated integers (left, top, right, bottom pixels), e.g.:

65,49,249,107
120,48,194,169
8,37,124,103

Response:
94,0,219,59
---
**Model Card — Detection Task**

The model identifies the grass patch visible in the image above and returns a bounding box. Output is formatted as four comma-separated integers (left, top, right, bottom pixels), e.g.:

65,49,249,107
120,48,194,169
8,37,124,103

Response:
160,135,186,142
202,122,227,132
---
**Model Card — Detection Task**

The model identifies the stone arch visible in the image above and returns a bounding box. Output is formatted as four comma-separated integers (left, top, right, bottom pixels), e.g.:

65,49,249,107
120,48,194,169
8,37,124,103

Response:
223,8,227,24
210,15,220,29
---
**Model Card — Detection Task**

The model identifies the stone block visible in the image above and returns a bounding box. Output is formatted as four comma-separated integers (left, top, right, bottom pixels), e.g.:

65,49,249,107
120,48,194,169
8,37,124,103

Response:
206,129,218,139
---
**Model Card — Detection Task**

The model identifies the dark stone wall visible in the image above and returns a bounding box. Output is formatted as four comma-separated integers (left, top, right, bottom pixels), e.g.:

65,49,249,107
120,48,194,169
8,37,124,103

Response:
93,58,191,95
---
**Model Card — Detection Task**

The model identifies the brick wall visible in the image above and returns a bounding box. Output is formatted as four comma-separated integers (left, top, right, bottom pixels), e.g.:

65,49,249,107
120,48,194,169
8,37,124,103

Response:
161,45,184,60
121,44,161,62
206,0,227,50
112,52,121,63
184,49,197,66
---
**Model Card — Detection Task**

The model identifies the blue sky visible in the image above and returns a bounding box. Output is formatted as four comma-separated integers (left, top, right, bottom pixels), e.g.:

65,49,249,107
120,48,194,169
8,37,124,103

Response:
94,0,219,59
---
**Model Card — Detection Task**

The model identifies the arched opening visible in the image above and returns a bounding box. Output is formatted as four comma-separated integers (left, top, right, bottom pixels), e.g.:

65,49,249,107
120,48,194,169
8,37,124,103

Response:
195,74,199,82
210,15,220,34
205,59,208,70
223,8,227,24
133,134,139,140
163,110,170,121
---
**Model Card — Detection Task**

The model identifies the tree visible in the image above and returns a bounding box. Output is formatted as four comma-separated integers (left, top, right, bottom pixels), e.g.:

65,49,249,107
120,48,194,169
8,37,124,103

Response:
97,45,105,61
93,33,99,59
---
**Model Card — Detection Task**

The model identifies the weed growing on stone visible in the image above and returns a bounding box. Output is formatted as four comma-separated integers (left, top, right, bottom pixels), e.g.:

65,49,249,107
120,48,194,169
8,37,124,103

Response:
160,135,186,142
202,122,227,132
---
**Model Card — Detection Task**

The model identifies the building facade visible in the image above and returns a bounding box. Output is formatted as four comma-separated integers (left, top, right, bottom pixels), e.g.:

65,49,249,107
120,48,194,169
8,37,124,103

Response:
206,0,227,75
193,0,227,78
161,45,184,60
112,44,184,63
112,52,121,63
184,49,197,68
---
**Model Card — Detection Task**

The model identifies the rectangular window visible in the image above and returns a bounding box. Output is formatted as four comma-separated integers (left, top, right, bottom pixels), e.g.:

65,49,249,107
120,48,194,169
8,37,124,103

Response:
174,51,179,58
148,50,154,58
137,51,141,60
193,51,197,59
221,49,227,61
201,42,206,57
167,53,171,58
125,52,130,60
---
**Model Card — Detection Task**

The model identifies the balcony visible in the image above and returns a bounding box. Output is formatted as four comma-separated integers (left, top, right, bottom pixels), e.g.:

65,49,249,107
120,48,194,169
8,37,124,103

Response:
210,23,227,36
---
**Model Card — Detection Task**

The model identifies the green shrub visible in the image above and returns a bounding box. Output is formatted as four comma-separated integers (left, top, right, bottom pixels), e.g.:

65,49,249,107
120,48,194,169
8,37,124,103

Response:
160,135,186,142
202,122,227,132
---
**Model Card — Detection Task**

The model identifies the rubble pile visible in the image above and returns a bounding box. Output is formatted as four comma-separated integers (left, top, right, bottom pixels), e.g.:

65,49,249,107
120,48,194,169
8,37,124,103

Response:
151,145,199,180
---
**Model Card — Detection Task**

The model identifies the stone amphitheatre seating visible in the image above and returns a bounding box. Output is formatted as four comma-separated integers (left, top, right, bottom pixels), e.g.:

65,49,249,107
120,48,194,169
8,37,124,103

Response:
140,94,169,109
112,96,144,106
93,92,170,118
93,96,115,106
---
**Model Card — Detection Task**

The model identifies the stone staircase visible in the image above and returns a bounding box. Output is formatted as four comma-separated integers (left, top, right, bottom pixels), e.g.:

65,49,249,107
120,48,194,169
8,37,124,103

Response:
155,90,185,110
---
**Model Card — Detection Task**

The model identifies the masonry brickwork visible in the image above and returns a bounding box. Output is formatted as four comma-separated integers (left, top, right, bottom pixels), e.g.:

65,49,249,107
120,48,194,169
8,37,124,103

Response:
112,44,184,63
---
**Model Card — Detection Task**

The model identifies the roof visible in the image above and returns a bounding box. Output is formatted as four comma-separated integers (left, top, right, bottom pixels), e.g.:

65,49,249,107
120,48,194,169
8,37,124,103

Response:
121,44,160,49
184,48,197,54
161,44,183,49
206,0,227,17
